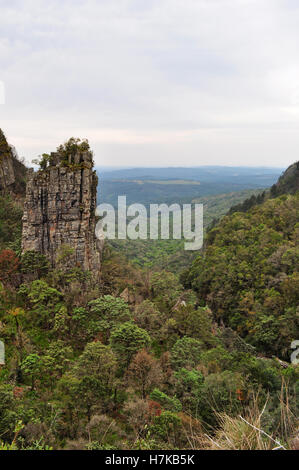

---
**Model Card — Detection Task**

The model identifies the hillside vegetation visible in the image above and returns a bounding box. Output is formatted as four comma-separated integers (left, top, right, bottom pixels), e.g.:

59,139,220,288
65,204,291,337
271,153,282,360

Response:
0,161,298,451
182,193,299,358
109,189,263,271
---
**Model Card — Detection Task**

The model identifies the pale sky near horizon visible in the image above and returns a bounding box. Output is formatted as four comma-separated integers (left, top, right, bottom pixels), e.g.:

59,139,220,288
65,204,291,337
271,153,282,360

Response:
0,0,299,168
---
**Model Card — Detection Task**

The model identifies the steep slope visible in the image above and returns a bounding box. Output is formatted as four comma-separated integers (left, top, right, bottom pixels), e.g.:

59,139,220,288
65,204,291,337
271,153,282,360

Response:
0,128,27,197
182,163,299,358
228,160,299,215
0,129,27,252
271,161,299,196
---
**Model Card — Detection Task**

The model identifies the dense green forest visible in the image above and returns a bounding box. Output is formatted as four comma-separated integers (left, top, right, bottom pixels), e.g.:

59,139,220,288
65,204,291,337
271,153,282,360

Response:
109,189,263,270
182,192,299,358
0,159,298,451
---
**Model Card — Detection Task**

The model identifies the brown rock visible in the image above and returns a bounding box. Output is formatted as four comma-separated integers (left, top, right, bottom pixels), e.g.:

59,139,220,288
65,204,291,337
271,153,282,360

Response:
22,147,101,275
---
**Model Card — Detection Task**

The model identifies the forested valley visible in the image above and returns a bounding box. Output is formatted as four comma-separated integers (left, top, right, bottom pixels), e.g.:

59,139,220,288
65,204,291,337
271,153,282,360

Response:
0,135,298,450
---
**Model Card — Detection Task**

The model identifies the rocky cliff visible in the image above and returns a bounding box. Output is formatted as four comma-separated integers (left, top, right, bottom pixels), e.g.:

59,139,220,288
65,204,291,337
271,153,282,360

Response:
271,160,299,196
0,128,26,196
21,140,101,274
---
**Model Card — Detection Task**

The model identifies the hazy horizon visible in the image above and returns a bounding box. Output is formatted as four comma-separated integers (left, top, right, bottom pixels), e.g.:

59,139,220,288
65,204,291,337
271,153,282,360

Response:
97,164,286,170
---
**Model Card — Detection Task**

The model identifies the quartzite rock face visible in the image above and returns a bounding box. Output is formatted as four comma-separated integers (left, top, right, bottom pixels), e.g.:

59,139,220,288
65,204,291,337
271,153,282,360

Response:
0,128,17,189
0,152,15,189
0,129,27,196
22,149,101,274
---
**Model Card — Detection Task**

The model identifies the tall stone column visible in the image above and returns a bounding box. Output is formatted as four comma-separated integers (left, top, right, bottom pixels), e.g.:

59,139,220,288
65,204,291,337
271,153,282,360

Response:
21,147,101,275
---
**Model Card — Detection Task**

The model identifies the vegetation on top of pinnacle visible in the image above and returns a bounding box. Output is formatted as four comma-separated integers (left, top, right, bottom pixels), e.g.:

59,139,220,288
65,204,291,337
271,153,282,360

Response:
33,137,93,171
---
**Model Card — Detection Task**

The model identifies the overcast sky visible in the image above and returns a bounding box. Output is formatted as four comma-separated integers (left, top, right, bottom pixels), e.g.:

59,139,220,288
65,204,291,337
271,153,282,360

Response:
0,0,298,167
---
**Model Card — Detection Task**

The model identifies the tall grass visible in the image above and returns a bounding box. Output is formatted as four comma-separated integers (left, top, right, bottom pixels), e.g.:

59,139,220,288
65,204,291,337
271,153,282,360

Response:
185,382,298,450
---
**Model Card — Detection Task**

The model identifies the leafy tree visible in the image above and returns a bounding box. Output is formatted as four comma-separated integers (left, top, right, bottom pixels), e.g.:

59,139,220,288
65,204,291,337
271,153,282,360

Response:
127,350,162,398
134,300,163,338
149,411,182,445
41,341,73,390
199,346,234,374
88,295,132,342
150,271,183,310
0,384,16,440
149,389,182,412
173,368,204,414
0,249,19,285
57,137,91,161
171,304,217,347
19,280,62,308
171,336,203,370
18,280,63,328
183,194,299,357
21,251,49,278
110,322,151,369
21,353,42,390
59,342,117,420
197,371,245,426
32,153,51,170
0,195,23,253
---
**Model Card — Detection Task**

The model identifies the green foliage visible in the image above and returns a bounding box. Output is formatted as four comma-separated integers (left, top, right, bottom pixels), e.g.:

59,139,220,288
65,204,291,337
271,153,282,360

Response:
32,153,51,170
19,280,62,307
20,353,42,391
150,271,183,311
199,346,234,373
134,300,163,338
168,304,217,347
58,342,117,419
107,189,264,272
183,194,299,357
150,388,182,412
173,368,204,415
40,340,73,388
197,371,245,426
0,163,297,450
0,195,23,254
57,137,90,159
171,336,203,370
149,411,181,443
88,295,132,342
0,129,12,161
110,322,151,368
0,384,16,440
21,251,49,277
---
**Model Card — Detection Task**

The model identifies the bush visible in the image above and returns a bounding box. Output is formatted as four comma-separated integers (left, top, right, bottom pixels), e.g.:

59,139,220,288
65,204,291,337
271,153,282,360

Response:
150,389,182,412
171,336,203,370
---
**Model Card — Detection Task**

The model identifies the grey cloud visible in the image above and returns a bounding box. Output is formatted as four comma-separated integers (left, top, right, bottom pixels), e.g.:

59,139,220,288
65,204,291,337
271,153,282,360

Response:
0,0,298,166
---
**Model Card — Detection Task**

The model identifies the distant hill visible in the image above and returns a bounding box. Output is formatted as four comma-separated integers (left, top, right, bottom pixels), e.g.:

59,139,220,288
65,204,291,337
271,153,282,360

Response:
97,166,283,207
97,165,283,183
